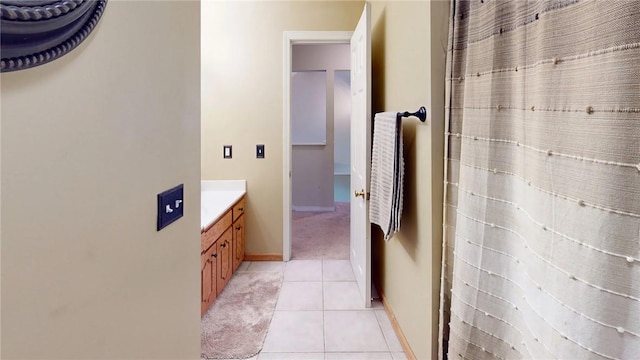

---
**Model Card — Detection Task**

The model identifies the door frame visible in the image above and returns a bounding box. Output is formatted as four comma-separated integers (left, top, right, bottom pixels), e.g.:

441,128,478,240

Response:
282,31,353,261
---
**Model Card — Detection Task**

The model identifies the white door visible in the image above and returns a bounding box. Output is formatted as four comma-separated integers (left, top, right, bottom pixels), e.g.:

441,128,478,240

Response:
350,3,371,308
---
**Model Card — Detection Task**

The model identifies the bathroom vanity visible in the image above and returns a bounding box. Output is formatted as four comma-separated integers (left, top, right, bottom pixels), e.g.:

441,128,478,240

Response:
200,181,246,316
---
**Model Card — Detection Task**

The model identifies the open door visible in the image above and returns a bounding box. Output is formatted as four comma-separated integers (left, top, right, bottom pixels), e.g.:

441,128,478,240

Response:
350,3,371,308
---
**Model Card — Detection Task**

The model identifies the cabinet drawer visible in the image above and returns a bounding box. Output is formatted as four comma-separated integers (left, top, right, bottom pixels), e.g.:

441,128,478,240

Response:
233,197,245,222
202,210,232,252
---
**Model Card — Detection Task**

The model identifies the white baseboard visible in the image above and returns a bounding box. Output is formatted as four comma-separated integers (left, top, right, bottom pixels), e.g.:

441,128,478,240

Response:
292,206,335,212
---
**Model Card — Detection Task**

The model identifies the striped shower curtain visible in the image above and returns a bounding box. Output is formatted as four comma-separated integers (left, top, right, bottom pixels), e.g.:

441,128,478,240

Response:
439,1,640,359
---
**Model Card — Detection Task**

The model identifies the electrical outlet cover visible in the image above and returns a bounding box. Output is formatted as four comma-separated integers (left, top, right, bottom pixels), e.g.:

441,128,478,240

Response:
223,145,232,159
157,184,184,231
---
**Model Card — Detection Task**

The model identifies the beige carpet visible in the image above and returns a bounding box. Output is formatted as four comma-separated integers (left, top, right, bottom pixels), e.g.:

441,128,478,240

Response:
292,202,350,260
201,271,283,359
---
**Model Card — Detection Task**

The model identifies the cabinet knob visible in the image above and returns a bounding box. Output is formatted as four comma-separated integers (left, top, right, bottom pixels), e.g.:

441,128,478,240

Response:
238,207,244,212
236,225,241,230
212,253,217,258
221,242,227,248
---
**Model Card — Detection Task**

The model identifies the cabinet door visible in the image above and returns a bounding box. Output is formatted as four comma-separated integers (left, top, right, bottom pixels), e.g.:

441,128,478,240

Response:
201,251,211,303
201,244,217,316
233,214,245,272
216,227,233,295
210,245,218,304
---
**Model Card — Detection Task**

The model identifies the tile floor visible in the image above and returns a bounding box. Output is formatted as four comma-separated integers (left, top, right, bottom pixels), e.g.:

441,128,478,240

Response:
232,260,407,360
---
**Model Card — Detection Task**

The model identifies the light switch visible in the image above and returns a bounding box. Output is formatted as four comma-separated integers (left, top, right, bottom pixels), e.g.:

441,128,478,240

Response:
257,144,265,159
157,184,184,231
223,145,232,159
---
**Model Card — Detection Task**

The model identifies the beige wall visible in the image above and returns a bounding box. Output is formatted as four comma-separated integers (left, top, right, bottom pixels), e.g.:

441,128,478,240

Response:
0,1,201,359
201,1,364,254
292,44,350,210
370,1,449,359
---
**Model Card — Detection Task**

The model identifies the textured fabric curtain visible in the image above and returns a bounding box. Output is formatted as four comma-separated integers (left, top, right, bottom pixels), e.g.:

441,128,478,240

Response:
439,1,640,359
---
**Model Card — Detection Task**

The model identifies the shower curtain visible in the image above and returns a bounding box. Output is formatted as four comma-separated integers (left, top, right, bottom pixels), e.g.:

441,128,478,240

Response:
439,1,640,359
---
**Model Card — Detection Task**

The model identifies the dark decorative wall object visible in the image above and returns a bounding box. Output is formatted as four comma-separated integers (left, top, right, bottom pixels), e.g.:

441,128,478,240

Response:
0,0,107,72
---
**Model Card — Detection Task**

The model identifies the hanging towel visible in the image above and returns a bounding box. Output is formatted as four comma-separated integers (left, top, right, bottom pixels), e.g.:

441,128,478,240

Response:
369,111,404,240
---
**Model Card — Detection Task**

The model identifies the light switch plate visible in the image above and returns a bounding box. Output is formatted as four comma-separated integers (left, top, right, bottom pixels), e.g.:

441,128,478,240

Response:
257,144,265,159
223,145,232,159
157,184,184,231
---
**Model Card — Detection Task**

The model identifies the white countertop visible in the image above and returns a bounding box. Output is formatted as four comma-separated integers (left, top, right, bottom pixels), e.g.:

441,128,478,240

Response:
201,180,246,230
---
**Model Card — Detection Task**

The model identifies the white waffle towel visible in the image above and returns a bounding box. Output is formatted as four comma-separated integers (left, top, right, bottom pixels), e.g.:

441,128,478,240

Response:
369,111,404,240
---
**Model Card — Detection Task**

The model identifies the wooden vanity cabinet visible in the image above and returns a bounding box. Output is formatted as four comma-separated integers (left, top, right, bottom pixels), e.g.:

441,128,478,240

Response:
201,195,246,316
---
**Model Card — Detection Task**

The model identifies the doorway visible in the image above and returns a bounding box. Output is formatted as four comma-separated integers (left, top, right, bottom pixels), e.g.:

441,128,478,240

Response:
283,4,371,308
282,32,353,262
290,44,352,260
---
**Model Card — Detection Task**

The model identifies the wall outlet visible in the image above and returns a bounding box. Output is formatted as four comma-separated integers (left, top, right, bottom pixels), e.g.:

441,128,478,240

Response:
223,145,232,159
157,184,184,231
257,144,265,159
